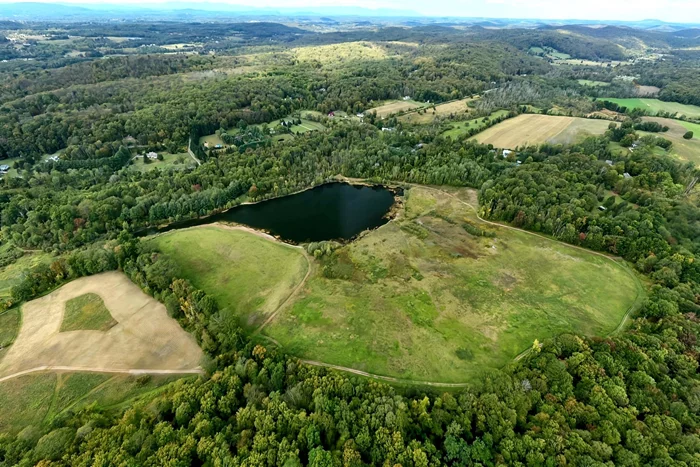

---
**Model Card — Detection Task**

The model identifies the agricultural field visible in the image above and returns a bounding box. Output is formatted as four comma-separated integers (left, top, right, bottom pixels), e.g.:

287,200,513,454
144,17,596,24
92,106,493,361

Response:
0,372,189,434
472,114,610,148
293,41,387,64
578,79,610,87
148,225,309,330
130,153,194,173
0,272,202,379
262,187,642,383
367,99,427,118
642,117,700,166
441,110,510,139
59,293,117,332
399,98,475,124
601,98,700,118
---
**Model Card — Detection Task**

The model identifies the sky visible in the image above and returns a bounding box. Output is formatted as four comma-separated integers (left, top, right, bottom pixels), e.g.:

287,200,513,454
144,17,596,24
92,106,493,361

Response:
2,0,700,23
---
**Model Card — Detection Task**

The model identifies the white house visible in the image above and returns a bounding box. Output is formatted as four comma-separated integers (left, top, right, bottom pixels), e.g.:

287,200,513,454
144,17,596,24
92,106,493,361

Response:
146,152,158,160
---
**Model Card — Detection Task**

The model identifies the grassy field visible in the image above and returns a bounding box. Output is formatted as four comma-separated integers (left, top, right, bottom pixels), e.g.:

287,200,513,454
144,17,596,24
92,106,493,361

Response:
130,153,194,173
148,226,308,330
472,114,610,148
0,272,202,379
578,79,610,87
399,98,475,124
0,308,20,362
442,110,510,139
643,117,700,166
0,251,54,300
600,98,700,118
367,100,427,118
0,372,188,434
264,187,642,383
293,41,387,64
60,293,117,332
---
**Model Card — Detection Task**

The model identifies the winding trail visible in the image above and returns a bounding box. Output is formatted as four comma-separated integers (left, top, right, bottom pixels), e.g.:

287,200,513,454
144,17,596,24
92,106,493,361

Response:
0,366,203,384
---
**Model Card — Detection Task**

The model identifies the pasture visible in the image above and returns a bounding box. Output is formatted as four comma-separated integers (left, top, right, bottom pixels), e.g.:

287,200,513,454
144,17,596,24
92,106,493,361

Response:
148,225,309,330
367,100,426,118
600,98,700,118
0,372,187,434
642,117,700,166
263,187,642,383
578,79,610,87
472,114,610,148
399,98,475,124
0,271,202,379
441,110,510,139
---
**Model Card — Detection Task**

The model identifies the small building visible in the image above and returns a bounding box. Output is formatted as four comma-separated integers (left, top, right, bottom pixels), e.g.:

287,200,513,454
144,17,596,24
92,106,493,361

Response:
623,172,632,179
214,145,223,149
502,149,513,158
356,113,364,118
598,206,608,211
146,152,158,160
605,160,613,166
0,164,10,172
381,127,395,132
403,96,411,100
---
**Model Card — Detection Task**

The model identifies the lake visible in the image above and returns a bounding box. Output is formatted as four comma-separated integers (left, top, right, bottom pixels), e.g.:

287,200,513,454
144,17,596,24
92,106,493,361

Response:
155,182,397,243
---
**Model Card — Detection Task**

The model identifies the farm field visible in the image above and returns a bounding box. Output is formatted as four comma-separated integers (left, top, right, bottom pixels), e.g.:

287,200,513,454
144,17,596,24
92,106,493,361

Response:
441,110,510,139
148,225,309,330
472,114,610,148
0,271,202,379
578,79,610,87
367,99,427,118
0,372,188,434
643,117,700,166
601,98,700,118
399,98,475,124
262,186,642,383
292,41,387,64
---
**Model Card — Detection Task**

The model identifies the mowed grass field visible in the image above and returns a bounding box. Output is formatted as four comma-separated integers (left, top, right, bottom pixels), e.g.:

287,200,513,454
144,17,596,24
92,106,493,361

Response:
148,225,309,330
442,110,510,139
367,100,426,118
600,98,700,118
0,372,189,434
472,114,610,148
399,98,475,124
130,153,194,173
264,187,642,383
643,117,700,166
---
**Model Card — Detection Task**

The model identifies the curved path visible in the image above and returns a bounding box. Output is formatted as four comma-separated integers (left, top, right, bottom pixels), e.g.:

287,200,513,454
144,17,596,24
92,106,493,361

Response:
0,366,203,384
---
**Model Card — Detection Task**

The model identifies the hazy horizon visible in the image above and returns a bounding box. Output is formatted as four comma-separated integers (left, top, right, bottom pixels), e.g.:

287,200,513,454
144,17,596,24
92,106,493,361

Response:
1,0,700,23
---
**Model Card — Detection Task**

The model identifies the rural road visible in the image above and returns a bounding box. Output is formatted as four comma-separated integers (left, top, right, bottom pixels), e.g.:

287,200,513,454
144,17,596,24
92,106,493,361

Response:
0,366,204,384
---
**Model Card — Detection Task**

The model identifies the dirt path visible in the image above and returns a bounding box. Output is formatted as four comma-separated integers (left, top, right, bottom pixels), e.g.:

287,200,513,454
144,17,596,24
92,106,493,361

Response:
301,360,471,388
0,366,203,384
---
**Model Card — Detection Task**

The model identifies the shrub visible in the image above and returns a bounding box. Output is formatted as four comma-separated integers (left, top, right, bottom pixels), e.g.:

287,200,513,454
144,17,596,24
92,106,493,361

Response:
683,131,694,140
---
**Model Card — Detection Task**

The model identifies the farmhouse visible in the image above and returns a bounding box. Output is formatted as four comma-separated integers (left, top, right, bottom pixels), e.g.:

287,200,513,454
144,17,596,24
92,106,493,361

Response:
502,149,513,158
0,164,10,172
623,172,632,179
146,152,158,160
605,160,614,166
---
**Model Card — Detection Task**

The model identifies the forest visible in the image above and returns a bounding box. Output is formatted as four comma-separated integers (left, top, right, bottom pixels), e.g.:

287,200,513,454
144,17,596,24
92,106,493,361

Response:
1,17,700,466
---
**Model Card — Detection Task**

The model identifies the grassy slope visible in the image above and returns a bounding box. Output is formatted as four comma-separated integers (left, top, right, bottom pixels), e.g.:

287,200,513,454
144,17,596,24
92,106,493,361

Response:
644,117,700,166
0,372,188,434
601,98,700,118
265,187,642,383
60,293,117,332
442,110,510,139
148,226,308,330
0,252,54,300
130,153,194,173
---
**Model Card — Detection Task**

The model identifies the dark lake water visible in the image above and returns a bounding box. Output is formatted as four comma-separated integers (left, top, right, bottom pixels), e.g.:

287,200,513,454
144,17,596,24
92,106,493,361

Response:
155,182,397,243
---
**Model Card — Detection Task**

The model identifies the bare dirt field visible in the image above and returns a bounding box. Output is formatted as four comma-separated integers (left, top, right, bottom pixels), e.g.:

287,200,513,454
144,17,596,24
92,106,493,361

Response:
0,272,203,379
472,114,609,148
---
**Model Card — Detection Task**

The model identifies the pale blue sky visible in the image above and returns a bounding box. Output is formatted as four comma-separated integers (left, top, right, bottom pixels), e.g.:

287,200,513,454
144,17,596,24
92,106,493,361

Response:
2,0,699,23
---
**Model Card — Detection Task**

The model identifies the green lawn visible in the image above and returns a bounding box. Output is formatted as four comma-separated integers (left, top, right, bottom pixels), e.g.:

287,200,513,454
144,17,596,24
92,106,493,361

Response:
600,98,700,118
148,226,308,330
60,293,117,332
265,187,643,383
442,110,510,139
130,153,194,173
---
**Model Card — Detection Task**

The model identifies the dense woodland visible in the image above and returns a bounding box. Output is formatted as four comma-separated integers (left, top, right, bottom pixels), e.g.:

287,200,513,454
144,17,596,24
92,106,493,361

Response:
1,18,700,466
